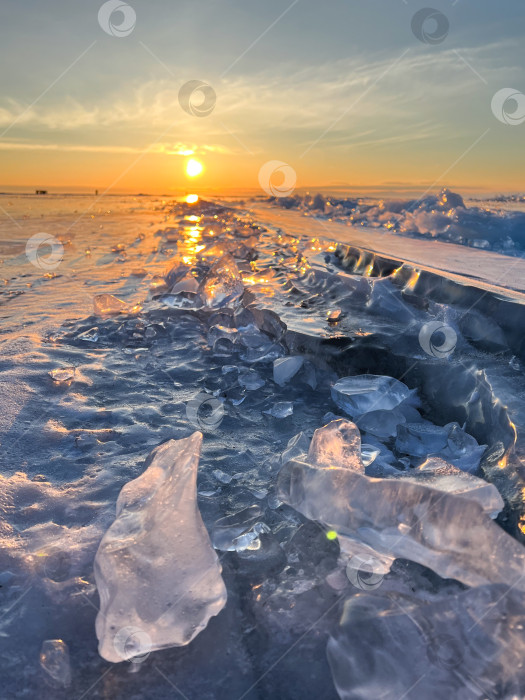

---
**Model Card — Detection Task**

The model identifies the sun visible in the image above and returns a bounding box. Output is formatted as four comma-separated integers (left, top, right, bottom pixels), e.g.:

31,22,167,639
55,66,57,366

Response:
186,158,204,178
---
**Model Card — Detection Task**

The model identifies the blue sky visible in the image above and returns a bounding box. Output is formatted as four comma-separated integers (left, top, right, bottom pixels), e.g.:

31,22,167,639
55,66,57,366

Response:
0,0,524,192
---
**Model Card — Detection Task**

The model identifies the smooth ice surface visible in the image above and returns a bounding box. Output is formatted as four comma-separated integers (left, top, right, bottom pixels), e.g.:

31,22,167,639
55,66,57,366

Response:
273,356,304,386
331,375,414,418
278,422,525,590
198,254,244,307
94,432,227,662
328,585,525,700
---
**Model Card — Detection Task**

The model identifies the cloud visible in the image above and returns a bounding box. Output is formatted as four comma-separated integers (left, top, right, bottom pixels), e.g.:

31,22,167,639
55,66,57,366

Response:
0,40,518,160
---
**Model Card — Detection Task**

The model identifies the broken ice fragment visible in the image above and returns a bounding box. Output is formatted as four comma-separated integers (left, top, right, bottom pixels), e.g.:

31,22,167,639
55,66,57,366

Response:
207,324,238,348
360,444,380,467
39,639,71,687
238,368,265,390
356,408,406,439
439,422,487,473
77,326,99,343
94,433,227,662
281,431,311,464
328,585,525,700
211,505,264,551
49,367,75,382
273,356,303,386
395,422,449,457
212,468,232,484
199,254,244,308
278,420,525,590
331,375,415,418
263,401,293,418
402,456,504,518
170,273,199,294
307,419,364,472
93,293,136,316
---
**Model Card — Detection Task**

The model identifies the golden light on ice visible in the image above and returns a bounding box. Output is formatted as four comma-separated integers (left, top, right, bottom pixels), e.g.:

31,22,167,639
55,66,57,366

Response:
186,159,204,177
186,194,199,204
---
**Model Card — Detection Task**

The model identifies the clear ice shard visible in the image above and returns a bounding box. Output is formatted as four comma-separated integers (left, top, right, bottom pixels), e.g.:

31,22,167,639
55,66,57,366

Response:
211,505,267,551
94,432,227,663
327,584,525,700
281,431,311,464
331,375,415,418
307,420,364,472
396,422,453,457
93,293,135,316
39,639,71,687
263,401,293,418
198,254,244,308
401,456,504,518
273,356,303,386
278,420,525,590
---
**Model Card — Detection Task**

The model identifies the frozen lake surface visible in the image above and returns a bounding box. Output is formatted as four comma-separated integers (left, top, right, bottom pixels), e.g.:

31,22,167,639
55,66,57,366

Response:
1,194,525,699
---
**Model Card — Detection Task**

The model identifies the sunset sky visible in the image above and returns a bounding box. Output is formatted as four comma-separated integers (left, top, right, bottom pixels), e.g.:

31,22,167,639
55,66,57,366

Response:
1,0,524,195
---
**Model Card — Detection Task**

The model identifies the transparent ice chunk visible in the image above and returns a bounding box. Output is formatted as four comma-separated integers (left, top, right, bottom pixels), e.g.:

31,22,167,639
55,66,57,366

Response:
307,419,364,472
278,421,525,590
395,422,449,457
281,431,311,465
273,356,304,386
328,584,525,700
94,432,227,662
211,505,263,551
263,401,293,418
331,375,415,418
198,254,244,308
93,293,136,316
39,639,71,688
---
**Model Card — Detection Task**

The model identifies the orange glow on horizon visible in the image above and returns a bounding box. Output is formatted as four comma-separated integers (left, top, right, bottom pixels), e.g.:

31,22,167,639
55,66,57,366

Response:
186,194,199,204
